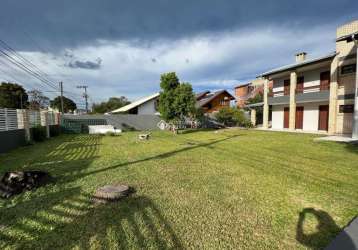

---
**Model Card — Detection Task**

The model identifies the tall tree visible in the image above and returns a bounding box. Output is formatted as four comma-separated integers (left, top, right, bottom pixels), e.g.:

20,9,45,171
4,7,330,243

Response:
158,72,195,121
50,96,77,113
28,89,50,110
92,96,130,114
0,82,28,109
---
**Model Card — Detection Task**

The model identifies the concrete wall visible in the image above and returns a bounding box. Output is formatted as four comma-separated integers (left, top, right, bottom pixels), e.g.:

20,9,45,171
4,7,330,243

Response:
138,98,158,115
0,129,26,154
62,114,162,132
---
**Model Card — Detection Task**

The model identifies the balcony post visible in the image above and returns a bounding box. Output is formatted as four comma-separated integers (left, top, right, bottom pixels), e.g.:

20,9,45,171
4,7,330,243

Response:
263,79,269,129
328,56,339,135
352,41,358,139
289,71,297,130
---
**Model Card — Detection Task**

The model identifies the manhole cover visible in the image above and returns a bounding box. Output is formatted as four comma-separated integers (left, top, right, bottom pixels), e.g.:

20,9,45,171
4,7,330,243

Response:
92,184,131,203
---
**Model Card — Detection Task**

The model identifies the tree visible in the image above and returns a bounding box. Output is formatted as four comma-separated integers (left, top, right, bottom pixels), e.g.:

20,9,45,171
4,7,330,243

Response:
50,96,77,113
0,82,28,109
246,92,263,105
92,96,130,114
28,89,50,110
158,72,195,121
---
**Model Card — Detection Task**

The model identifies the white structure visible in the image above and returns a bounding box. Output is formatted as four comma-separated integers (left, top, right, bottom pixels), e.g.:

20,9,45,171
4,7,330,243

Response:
88,125,122,134
108,93,160,115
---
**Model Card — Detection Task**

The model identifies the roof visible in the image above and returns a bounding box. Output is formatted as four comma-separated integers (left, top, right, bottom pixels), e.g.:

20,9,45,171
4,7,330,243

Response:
336,31,358,42
259,52,337,78
195,91,210,100
234,83,250,89
108,93,159,114
196,90,235,108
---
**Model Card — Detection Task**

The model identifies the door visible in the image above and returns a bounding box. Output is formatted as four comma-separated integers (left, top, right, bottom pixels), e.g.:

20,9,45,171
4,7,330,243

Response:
284,107,289,128
296,77,304,94
318,105,329,131
320,71,330,91
284,79,290,95
295,106,304,129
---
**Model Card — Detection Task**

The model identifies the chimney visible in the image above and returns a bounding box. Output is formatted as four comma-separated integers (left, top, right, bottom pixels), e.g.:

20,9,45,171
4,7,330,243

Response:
295,52,307,63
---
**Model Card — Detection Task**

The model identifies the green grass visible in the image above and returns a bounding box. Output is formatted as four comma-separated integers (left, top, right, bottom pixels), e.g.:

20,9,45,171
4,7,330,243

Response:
0,129,357,249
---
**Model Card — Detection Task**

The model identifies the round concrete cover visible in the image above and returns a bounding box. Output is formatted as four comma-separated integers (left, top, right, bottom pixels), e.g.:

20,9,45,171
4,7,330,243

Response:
93,184,130,203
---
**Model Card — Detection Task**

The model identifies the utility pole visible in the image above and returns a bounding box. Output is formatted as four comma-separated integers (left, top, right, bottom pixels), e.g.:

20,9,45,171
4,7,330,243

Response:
59,81,64,113
77,85,89,113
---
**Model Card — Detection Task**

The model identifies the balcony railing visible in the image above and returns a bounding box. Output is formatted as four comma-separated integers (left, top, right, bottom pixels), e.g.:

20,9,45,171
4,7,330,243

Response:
269,84,330,97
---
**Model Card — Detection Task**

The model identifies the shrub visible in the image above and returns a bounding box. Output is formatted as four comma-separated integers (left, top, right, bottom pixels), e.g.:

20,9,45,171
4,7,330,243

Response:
32,126,47,142
215,107,252,128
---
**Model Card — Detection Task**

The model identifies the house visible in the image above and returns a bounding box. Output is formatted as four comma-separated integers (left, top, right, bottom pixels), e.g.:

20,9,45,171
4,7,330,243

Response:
235,78,273,108
196,90,235,113
258,20,357,138
108,93,160,115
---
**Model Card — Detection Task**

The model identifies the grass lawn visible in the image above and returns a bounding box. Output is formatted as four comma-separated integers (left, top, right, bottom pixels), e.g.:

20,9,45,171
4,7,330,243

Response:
0,129,357,249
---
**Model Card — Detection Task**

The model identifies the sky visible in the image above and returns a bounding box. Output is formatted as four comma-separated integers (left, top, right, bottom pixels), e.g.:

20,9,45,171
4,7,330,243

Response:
0,0,357,107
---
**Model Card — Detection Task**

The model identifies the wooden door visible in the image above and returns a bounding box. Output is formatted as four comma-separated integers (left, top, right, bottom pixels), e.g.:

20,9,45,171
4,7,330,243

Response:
284,107,289,128
320,71,330,91
295,106,304,129
284,79,290,95
318,105,329,131
296,77,304,93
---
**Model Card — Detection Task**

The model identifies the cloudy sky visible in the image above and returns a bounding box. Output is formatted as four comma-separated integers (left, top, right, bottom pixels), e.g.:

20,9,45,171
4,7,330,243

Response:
0,0,357,107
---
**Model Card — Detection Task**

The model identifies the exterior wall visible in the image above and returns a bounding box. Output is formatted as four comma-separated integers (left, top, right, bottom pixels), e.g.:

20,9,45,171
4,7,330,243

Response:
336,99,354,134
272,105,285,129
272,67,330,97
137,98,158,115
235,85,249,107
203,93,232,113
235,80,272,108
271,102,328,131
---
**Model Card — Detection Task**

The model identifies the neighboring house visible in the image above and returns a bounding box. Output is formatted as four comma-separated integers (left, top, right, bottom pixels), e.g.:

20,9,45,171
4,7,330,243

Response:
108,93,160,115
196,90,235,113
258,20,357,137
235,78,273,108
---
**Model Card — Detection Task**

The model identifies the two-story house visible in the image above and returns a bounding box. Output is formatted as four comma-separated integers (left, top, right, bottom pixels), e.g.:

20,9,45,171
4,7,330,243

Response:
196,90,235,113
259,20,357,137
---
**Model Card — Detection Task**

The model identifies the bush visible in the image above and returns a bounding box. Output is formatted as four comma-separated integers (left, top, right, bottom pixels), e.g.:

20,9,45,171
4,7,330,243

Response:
215,107,252,128
32,126,47,142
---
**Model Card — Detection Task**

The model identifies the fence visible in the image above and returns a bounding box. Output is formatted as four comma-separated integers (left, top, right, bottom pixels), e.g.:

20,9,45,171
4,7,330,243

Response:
61,114,162,133
0,108,18,131
0,108,61,154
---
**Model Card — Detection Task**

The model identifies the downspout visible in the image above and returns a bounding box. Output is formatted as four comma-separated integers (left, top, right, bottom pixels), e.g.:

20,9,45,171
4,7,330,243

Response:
352,36,358,139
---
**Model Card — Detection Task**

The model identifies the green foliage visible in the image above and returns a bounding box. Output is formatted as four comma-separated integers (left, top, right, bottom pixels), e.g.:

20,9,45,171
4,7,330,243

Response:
0,82,28,109
246,92,263,105
50,96,77,113
92,97,130,114
215,107,252,127
28,90,50,110
32,126,47,142
158,72,195,121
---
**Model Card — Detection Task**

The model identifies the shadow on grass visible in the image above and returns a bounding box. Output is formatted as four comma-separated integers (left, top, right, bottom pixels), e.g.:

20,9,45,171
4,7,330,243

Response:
296,208,346,250
0,133,239,248
65,134,240,182
0,187,182,249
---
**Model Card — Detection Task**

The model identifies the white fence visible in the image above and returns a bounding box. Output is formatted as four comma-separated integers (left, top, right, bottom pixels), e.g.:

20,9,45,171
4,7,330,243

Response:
0,108,18,131
0,108,60,131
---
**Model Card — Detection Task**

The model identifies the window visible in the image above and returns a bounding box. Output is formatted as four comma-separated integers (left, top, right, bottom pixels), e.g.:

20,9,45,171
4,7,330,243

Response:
339,104,354,113
341,64,357,75
220,99,226,105
296,76,304,93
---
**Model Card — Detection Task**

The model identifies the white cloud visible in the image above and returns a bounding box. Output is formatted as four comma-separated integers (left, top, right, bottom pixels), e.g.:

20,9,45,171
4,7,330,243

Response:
0,22,337,104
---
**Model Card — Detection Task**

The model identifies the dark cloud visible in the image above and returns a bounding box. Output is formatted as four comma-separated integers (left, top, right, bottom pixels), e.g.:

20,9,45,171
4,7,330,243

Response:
0,0,357,51
67,58,102,70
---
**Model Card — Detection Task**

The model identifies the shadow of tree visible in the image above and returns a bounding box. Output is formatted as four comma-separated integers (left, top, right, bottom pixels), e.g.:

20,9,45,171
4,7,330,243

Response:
65,134,240,182
0,187,182,249
296,208,342,249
